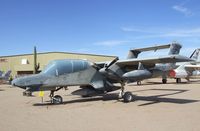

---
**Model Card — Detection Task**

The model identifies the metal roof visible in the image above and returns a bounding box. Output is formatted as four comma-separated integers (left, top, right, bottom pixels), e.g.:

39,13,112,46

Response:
0,51,116,58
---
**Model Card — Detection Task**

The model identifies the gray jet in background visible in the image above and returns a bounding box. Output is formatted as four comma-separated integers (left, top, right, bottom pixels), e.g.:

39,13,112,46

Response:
169,48,200,83
12,43,193,104
0,70,11,81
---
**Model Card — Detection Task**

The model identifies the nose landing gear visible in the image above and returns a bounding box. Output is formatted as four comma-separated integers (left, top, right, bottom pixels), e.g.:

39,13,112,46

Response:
49,87,63,104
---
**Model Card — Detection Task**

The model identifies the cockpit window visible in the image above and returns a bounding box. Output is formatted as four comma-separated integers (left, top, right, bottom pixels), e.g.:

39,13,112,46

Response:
42,61,57,76
57,61,72,75
42,60,90,76
73,61,89,72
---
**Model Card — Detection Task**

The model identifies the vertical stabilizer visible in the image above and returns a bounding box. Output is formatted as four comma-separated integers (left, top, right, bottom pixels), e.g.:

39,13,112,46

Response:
168,42,182,55
190,49,200,62
3,70,11,79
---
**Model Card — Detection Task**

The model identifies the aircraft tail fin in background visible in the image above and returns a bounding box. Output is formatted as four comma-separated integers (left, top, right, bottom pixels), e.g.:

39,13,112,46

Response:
0,71,3,77
190,49,200,62
3,70,11,79
168,42,182,55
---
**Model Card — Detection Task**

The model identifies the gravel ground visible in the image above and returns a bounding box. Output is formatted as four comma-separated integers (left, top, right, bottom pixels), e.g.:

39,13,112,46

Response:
0,78,200,131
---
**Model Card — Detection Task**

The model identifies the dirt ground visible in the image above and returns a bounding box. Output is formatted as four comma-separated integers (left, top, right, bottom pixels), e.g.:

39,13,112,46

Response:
0,78,200,131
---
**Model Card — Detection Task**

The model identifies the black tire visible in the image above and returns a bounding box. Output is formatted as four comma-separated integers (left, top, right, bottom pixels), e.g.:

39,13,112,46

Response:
23,91,26,96
176,78,181,83
26,91,32,96
137,81,142,85
53,95,63,104
162,79,167,84
123,92,134,103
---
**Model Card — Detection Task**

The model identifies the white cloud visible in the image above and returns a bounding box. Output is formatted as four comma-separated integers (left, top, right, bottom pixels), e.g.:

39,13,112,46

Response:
94,40,132,46
121,26,200,38
121,27,154,33
172,5,193,16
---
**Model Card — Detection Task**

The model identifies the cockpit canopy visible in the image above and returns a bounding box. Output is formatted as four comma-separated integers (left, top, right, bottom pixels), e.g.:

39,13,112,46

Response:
42,59,91,76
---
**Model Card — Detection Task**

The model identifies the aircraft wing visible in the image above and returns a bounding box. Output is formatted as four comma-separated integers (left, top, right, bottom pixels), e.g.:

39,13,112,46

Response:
116,55,194,67
184,65,200,70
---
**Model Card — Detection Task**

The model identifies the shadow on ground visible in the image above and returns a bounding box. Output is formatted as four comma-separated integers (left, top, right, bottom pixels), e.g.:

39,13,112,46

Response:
128,79,200,86
33,88,199,106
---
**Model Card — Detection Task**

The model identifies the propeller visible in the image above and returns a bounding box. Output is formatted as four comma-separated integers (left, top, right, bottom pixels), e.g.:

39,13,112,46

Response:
105,57,119,70
98,57,119,75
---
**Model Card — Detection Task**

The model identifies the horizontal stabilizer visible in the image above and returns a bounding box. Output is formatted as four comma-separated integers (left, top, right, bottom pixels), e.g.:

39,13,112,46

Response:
127,44,171,59
130,44,171,52
185,65,200,70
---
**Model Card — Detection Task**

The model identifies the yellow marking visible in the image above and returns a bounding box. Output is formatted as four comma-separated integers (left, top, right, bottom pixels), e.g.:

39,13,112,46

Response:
39,91,44,97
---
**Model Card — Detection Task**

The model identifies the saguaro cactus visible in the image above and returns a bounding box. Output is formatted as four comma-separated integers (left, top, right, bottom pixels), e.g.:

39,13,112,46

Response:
33,46,40,74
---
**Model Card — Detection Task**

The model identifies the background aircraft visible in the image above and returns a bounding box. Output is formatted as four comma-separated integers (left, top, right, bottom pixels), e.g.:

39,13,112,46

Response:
123,43,182,84
0,71,3,77
169,49,200,83
0,70,12,81
12,43,193,104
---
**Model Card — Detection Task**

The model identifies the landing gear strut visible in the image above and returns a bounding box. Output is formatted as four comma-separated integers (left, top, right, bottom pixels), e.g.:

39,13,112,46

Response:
176,78,181,83
162,79,167,84
119,83,134,103
49,87,63,104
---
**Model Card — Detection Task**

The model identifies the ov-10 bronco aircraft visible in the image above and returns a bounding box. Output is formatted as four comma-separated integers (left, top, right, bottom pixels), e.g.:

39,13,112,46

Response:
12,43,193,104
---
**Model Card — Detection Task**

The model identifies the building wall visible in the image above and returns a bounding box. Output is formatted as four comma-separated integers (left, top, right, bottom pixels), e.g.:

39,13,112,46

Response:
0,52,115,77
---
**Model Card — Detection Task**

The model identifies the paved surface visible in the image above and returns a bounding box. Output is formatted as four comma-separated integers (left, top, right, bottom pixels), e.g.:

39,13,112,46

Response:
0,78,200,131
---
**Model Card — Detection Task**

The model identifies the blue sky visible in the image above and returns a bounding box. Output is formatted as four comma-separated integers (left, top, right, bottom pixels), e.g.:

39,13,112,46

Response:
0,0,200,58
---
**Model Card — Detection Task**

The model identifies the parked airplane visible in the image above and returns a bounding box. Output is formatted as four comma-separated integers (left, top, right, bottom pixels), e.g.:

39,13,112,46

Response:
12,43,193,104
169,49,200,83
125,43,182,84
0,71,3,77
0,70,12,81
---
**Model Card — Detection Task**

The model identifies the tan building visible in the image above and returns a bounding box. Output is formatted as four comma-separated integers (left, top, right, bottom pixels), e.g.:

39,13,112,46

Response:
0,52,115,77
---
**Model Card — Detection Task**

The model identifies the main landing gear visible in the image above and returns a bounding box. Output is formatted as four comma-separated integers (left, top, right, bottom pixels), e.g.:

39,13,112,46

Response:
162,79,167,84
119,83,134,103
49,87,63,104
137,81,142,85
176,78,181,83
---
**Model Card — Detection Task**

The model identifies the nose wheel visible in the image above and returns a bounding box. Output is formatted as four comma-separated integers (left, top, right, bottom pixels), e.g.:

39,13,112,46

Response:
49,87,63,104
52,95,63,104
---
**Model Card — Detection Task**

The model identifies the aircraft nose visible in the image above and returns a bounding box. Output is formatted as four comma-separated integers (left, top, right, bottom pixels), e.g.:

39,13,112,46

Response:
11,78,26,89
11,79,17,86
11,78,20,87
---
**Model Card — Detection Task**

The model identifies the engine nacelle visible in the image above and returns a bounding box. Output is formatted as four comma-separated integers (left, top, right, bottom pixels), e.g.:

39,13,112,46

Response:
122,70,152,81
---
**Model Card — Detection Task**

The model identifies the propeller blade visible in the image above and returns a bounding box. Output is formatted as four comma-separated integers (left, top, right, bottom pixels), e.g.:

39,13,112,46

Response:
105,57,119,69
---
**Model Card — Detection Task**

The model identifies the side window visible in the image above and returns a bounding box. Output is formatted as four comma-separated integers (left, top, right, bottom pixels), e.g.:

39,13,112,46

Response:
73,60,89,72
83,61,89,69
73,61,83,72
57,62,72,75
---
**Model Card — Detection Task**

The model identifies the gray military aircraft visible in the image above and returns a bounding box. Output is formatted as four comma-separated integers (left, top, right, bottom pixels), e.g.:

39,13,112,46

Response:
12,43,193,104
122,43,181,84
0,71,3,76
169,48,200,83
0,70,12,81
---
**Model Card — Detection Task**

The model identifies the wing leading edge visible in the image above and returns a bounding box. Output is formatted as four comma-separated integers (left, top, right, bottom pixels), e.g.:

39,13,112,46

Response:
116,55,194,66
